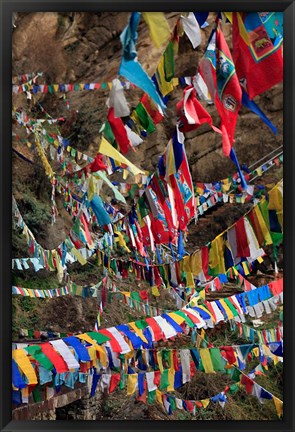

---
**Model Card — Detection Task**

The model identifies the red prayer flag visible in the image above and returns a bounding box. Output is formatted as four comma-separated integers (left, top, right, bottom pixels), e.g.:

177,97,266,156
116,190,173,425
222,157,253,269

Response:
109,373,121,393
140,93,164,124
176,85,215,133
41,343,69,373
232,12,283,99
199,21,242,157
107,107,131,154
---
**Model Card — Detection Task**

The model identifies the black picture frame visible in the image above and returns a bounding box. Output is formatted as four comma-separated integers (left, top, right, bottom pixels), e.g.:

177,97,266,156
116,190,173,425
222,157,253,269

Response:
1,1,294,431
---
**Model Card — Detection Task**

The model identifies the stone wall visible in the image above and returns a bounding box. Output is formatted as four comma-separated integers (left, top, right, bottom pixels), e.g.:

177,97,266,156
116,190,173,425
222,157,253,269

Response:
12,383,104,420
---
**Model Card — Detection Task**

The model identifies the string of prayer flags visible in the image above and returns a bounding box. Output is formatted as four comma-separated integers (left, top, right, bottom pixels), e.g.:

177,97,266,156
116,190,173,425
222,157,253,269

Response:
12,80,136,95
12,338,282,411
12,275,283,380
12,169,283,294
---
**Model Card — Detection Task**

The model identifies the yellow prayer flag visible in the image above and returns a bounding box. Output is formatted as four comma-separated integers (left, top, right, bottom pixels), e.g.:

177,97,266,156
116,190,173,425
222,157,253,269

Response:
156,389,164,405
199,289,206,300
190,250,202,275
189,297,198,307
12,349,38,385
186,272,195,288
76,286,83,297
201,398,210,409
199,349,215,373
183,255,191,272
209,237,225,274
87,346,97,362
151,286,160,297
252,347,259,357
114,230,131,252
273,396,283,418
273,355,279,366
200,329,206,341
168,312,185,325
129,322,148,344
88,175,96,202
142,12,170,48
256,167,263,177
76,334,107,367
156,351,164,372
99,137,144,176
223,12,233,23
268,185,283,213
219,299,234,320
52,250,64,282
71,248,87,265
254,205,272,245
127,374,138,395
167,368,175,391
165,140,176,177
156,56,174,96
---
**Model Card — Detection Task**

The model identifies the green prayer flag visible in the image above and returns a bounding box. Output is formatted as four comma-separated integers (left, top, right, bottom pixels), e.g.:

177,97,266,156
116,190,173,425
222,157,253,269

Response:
161,350,171,368
259,200,270,230
119,373,126,390
137,197,150,219
228,383,239,395
87,331,111,344
159,369,169,390
223,298,239,317
169,395,176,411
135,103,156,134
134,319,148,330
163,41,175,82
159,265,168,285
209,348,225,372
231,368,242,383
32,385,42,403
148,389,156,404
129,184,138,199
131,292,141,303
25,346,54,371
174,311,195,328
103,121,116,145
110,259,118,274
